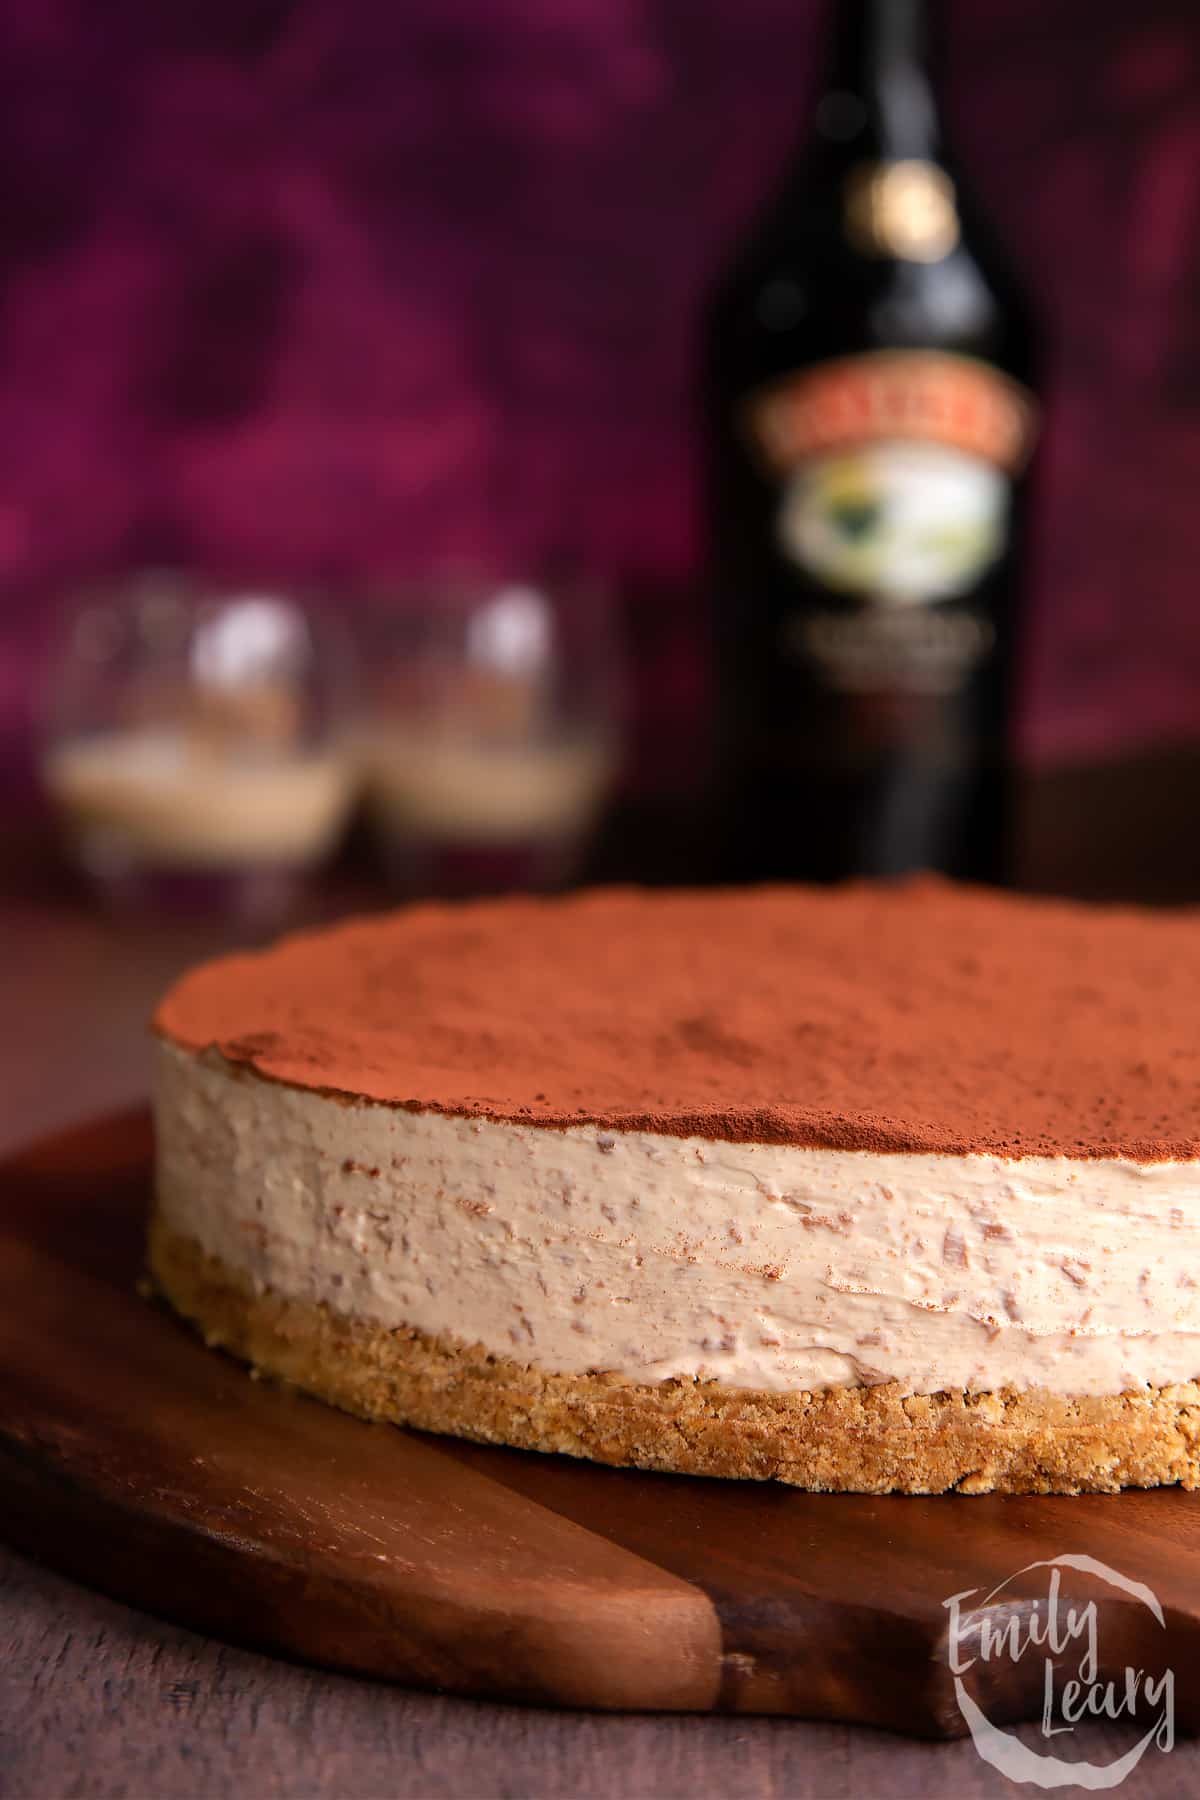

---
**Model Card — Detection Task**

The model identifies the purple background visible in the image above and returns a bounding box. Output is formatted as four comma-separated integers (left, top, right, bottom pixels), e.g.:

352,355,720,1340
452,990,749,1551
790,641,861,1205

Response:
1,0,1199,802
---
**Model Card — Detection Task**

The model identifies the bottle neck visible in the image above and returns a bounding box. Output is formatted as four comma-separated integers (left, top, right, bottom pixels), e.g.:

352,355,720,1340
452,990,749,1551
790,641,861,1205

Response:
819,0,943,162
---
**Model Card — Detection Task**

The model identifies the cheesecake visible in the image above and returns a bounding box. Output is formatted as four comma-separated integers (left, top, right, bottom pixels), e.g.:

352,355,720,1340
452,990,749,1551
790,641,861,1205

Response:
149,879,1200,1494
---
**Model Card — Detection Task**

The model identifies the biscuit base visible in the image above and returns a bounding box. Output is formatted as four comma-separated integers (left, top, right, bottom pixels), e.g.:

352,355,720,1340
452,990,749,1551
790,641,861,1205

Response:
148,1215,1200,1496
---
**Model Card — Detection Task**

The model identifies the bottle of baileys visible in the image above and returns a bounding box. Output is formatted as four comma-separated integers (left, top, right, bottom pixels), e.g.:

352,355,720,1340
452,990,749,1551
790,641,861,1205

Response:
706,0,1040,884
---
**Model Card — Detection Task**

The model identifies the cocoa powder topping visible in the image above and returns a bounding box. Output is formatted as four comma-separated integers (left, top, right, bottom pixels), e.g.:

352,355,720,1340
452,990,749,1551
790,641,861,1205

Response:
154,877,1200,1161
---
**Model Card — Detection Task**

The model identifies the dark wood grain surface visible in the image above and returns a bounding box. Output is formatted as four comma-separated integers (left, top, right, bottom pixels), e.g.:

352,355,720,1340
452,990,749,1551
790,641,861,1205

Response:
3,889,1200,1797
8,1110,1200,1750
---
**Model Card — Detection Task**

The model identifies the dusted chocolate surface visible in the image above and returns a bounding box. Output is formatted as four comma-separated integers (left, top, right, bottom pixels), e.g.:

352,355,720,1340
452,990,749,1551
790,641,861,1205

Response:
155,879,1200,1161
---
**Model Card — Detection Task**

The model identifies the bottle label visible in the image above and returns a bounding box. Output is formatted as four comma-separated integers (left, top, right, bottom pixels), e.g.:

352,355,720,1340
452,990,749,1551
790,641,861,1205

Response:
747,351,1037,608
784,599,996,695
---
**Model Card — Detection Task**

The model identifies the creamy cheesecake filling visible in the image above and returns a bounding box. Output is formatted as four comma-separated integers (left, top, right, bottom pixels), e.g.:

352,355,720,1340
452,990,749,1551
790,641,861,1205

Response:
155,1040,1200,1399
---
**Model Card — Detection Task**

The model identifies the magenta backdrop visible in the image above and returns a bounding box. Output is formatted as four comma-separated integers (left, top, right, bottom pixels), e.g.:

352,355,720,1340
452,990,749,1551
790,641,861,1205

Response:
1,0,1199,802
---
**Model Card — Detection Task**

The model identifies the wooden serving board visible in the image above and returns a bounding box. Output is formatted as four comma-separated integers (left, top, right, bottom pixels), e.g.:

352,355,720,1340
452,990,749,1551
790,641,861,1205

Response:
3,1112,1200,1738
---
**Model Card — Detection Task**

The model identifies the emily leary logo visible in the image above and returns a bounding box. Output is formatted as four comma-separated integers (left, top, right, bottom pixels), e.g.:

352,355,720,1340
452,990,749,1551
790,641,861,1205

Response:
943,1554,1175,1790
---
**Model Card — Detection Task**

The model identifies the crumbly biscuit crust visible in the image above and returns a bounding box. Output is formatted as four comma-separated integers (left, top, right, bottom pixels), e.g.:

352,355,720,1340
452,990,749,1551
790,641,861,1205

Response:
149,1216,1200,1496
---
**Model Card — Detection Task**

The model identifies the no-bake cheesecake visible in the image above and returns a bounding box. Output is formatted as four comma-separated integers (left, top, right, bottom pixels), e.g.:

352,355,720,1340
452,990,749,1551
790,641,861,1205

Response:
150,879,1200,1494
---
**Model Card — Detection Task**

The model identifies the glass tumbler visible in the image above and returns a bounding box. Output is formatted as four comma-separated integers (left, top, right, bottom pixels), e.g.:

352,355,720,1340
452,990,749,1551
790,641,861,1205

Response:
359,573,623,898
40,572,358,921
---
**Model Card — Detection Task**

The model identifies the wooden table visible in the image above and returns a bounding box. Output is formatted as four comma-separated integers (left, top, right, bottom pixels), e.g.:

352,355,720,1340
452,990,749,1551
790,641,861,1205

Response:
2,898,1198,1798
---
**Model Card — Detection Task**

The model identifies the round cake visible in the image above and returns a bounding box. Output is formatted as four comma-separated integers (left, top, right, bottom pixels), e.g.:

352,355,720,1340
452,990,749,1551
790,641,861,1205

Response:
150,878,1200,1495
